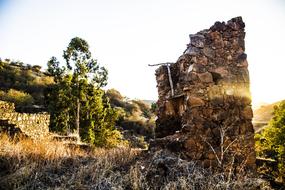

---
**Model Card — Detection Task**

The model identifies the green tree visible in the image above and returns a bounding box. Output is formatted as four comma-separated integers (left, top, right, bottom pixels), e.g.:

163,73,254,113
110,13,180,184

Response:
62,37,108,138
46,37,121,147
80,87,122,146
47,57,65,82
256,100,285,182
45,74,73,133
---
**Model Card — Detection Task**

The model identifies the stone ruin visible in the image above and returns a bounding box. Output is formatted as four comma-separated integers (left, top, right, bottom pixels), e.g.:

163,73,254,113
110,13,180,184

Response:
152,17,256,173
0,101,49,139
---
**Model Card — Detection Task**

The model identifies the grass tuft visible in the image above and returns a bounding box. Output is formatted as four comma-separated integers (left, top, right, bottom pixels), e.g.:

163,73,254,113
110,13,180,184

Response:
0,133,272,190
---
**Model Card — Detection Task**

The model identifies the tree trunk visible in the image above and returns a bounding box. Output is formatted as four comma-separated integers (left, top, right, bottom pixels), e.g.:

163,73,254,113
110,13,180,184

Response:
76,97,80,141
166,64,174,97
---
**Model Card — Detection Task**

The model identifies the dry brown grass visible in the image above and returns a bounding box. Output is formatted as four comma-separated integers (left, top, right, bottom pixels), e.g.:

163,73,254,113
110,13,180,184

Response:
0,133,272,190
0,133,140,189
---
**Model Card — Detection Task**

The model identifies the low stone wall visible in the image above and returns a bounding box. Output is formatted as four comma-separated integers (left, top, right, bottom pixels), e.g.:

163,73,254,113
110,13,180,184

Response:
0,101,49,138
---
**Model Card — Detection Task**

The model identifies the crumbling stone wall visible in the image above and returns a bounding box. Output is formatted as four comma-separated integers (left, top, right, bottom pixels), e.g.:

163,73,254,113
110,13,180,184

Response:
0,101,49,138
153,17,255,173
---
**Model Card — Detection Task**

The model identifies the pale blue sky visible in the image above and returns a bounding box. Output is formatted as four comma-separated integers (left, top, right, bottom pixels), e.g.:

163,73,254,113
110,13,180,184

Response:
0,0,285,106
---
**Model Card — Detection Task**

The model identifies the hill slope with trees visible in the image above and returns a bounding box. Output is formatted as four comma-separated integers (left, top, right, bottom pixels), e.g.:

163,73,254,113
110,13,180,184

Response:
0,59,53,111
0,43,156,147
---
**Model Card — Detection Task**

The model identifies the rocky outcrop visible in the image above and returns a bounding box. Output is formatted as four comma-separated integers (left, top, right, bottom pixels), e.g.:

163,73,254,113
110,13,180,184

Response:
152,17,255,174
0,101,49,138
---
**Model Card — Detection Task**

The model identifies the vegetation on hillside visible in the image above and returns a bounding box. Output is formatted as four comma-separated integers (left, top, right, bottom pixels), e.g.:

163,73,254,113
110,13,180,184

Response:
0,56,156,148
106,89,156,148
253,101,284,123
0,89,34,107
0,59,53,108
255,100,285,185
253,101,284,133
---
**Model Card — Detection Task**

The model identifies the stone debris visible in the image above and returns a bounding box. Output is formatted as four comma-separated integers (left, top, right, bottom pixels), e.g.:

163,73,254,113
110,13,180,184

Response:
152,17,256,174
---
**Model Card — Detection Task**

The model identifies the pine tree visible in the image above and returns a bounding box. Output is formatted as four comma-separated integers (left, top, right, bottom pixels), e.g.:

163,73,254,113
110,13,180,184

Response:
46,37,122,147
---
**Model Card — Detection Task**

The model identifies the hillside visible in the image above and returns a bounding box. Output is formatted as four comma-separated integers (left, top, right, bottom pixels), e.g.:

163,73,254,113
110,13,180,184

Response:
0,59,53,111
106,89,156,148
0,59,155,147
253,100,284,133
142,100,156,106
253,102,280,123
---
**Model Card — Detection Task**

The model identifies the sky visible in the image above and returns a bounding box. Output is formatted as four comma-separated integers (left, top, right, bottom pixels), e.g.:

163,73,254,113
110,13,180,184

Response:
0,0,285,106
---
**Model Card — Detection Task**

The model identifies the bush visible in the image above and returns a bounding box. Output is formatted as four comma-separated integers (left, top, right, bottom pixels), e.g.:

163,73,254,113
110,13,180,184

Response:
255,100,285,184
106,88,156,140
0,89,34,106
32,65,42,72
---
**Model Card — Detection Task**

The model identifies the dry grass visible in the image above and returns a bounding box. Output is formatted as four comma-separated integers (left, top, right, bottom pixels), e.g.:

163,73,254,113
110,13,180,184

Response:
0,133,139,189
0,133,272,190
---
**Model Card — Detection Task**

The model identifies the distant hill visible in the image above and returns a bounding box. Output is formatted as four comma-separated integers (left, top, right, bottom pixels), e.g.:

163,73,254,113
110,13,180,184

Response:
253,100,284,123
253,100,284,133
142,100,156,106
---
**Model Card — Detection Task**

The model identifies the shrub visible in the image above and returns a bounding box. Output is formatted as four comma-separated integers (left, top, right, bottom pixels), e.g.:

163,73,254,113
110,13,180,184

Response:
106,88,156,140
32,65,42,72
255,100,285,184
0,89,34,106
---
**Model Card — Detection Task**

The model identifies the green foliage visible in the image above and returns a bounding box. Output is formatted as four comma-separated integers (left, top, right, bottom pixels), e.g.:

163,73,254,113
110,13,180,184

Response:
32,65,42,72
106,89,150,117
79,86,122,147
0,59,5,69
255,100,285,182
106,89,156,142
0,89,34,106
46,75,73,133
0,59,54,106
46,37,122,147
151,102,157,113
132,99,151,118
47,57,65,82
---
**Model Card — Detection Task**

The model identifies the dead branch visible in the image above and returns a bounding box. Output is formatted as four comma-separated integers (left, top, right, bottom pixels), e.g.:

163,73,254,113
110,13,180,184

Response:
148,62,173,67
148,62,174,96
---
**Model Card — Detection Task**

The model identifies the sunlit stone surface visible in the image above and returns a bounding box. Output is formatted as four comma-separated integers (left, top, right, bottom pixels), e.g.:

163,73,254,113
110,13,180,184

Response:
152,17,256,173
